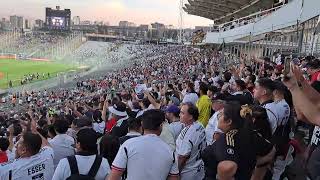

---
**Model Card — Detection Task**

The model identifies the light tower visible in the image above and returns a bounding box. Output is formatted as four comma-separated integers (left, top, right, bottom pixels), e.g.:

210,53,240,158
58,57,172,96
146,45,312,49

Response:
178,0,184,44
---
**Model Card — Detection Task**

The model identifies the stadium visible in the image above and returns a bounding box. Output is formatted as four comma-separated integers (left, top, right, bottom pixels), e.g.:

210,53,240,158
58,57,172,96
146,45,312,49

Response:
0,0,320,179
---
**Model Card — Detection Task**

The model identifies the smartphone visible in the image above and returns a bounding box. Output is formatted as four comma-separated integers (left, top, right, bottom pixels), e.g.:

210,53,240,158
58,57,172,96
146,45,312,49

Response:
283,57,291,77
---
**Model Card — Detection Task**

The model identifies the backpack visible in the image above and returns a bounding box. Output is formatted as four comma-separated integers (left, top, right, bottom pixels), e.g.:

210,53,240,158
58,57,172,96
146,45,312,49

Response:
66,155,103,180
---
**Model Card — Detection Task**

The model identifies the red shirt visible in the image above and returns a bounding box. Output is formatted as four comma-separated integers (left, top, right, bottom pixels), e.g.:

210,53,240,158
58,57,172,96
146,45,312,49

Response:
311,71,320,84
0,151,8,163
105,118,117,133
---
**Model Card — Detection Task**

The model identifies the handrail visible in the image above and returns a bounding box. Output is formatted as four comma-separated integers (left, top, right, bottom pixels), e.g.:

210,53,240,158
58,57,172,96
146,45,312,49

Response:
216,4,284,32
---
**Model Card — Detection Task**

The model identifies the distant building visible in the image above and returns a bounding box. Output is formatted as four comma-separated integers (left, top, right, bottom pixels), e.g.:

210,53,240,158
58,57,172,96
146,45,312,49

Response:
119,21,135,27
151,22,165,30
73,16,80,25
24,19,30,29
0,20,11,30
35,19,44,28
166,25,175,29
94,21,104,26
10,15,24,30
80,20,91,25
128,22,136,27
119,21,129,27
139,24,151,31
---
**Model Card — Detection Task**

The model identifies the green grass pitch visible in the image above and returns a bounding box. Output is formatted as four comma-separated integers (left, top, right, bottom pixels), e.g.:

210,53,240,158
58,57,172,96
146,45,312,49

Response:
0,59,76,89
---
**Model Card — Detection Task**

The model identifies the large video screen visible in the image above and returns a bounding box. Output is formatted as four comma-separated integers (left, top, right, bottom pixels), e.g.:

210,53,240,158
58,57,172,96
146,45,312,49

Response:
45,8,71,31
51,17,65,28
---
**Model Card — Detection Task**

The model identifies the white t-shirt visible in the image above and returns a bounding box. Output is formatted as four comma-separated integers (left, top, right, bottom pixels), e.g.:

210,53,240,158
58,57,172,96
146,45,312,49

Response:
6,150,15,161
49,134,75,168
176,121,206,174
264,99,290,134
182,93,199,105
112,134,179,180
160,121,176,151
169,121,185,141
52,155,110,180
272,99,291,126
93,122,106,134
0,146,54,180
263,102,279,134
205,111,223,145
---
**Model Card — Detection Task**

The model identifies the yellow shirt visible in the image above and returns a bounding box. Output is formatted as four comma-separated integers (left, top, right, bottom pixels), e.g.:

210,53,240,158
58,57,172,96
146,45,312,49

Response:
196,95,212,127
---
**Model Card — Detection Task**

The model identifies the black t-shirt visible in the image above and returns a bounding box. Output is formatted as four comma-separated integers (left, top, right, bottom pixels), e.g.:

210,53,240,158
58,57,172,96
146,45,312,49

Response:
111,119,128,138
307,145,320,179
201,129,273,180
227,92,253,105
119,135,140,145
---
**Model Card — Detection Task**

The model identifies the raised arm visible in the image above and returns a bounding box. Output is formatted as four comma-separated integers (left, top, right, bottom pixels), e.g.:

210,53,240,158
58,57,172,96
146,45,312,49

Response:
144,91,160,109
283,65,320,126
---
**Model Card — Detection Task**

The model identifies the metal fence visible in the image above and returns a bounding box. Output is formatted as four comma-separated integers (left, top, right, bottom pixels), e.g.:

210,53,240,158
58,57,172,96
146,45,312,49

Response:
216,15,320,65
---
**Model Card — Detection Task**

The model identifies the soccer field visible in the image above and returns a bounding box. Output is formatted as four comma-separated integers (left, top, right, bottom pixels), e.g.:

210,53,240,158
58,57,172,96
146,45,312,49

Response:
0,59,76,89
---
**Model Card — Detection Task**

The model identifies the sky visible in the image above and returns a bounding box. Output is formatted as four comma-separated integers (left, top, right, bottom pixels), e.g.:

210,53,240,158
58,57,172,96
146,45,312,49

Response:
0,0,213,28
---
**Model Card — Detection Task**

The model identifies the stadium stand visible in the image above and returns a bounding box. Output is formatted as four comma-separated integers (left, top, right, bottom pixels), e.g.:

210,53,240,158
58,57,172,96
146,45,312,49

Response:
1,0,320,179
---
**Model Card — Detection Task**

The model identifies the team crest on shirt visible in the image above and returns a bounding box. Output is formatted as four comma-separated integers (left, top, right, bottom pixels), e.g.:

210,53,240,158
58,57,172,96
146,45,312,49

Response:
227,148,234,155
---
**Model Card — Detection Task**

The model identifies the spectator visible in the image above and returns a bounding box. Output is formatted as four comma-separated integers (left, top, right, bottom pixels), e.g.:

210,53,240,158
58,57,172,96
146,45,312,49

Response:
201,102,274,179
306,59,320,84
207,85,218,99
205,93,226,145
0,132,54,180
119,117,142,144
52,128,110,180
49,118,75,168
99,134,120,165
177,102,206,180
0,137,9,163
228,79,253,105
92,110,105,134
160,117,176,151
245,74,256,95
182,82,199,105
166,105,184,141
109,102,129,137
109,109,179,180
244,105,273,141
254,78,278,133
196,83,212,127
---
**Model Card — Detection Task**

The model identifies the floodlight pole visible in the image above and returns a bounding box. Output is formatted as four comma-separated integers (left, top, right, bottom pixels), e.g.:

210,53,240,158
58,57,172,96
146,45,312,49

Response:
178,0,184,44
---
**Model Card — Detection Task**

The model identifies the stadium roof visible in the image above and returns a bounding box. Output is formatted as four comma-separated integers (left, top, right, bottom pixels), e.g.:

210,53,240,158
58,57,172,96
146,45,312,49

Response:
183,0,275,24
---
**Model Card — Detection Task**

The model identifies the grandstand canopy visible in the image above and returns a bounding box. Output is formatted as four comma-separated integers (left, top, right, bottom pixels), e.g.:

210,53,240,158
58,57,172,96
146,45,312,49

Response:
183,0,275,24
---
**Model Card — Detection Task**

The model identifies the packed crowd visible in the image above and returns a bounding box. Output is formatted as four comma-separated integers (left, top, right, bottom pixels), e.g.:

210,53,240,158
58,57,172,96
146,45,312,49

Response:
0,42,320,180
11,32,65,55
71,41,175,66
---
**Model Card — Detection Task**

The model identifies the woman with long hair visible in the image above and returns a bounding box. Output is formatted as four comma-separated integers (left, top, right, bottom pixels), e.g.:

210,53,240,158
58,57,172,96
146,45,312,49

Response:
201,101,275,180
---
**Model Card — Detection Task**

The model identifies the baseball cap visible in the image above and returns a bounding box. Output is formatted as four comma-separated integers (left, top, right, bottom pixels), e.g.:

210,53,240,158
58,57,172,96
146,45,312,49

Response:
108,102,128,117
165,105,180,114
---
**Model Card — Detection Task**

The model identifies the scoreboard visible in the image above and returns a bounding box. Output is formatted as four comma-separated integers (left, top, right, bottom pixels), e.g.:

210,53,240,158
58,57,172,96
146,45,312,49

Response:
45,6,71,31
